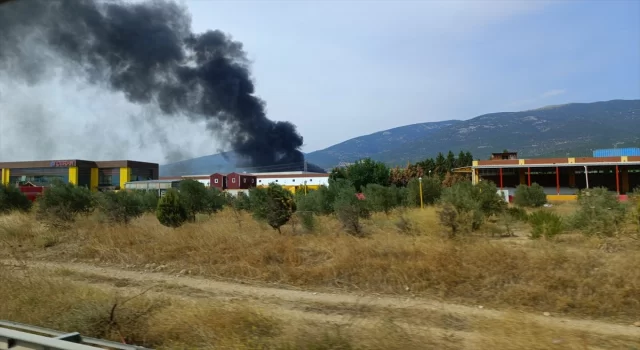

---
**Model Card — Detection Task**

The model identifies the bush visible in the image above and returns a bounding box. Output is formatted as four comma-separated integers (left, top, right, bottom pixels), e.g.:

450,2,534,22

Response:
528,210,563,239
294,194,317,232
250,184,297,233
439,181,504,233
514,183,547,208
156,189,188,228
333,185,366,236
36,180,95,224
96,190,144,225
363,183,398,214
506,206,528,222
135,190,159,212
569,187,627,236
0,184,32,214
178,180,225,222
406,177,442,207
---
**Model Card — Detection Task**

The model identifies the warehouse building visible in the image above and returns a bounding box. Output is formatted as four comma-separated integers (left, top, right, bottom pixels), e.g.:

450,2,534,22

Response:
0,159,159,191
159,171,330,195
469,149,640,201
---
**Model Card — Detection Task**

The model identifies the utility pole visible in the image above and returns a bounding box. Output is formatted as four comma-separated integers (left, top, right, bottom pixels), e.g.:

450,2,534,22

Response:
303,160,307,172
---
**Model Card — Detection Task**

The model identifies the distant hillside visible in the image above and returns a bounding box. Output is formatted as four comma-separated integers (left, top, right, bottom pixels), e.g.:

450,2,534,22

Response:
306,99,640,167
304,120,461,168
160,99,640,175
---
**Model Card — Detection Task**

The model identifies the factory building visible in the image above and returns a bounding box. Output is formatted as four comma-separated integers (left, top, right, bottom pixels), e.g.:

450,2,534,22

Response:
159,171,330,195
254,171,330,193
0,159,159,191
468,150,640,201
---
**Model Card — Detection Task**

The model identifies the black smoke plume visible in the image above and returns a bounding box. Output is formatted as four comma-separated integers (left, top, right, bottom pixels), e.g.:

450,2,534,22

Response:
0,0,304,168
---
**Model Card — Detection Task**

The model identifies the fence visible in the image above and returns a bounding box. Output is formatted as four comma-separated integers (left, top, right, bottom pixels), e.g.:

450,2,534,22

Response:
0,321,152,350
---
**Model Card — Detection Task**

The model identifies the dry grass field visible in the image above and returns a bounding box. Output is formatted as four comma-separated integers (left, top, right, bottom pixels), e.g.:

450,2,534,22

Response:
1,203,640,349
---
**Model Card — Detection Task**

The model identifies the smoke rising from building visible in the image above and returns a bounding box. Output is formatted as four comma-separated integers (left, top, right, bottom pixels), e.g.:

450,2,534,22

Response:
0,0,304,168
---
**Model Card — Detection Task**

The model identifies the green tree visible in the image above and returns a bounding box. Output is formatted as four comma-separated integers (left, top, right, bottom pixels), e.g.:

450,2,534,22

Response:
156,189,188,228
251,184,297,233
445,151,456,172
36,180,95,224
96,190,144,225
178,180,224,222
338,158,390,192
0,184,32,214
434,153,446,177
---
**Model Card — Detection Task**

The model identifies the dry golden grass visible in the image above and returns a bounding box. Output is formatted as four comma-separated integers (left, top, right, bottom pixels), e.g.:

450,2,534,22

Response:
1,205,640,323
0,265,459,349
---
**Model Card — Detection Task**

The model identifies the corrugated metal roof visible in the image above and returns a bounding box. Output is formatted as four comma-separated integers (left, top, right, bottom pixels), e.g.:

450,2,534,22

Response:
593,148,640,157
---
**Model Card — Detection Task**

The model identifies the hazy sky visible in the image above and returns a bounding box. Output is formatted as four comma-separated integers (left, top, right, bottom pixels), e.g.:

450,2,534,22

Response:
0,0,638,163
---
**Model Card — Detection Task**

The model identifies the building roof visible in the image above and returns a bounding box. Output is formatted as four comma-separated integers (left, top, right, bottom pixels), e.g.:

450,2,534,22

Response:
0,159,158,169
253,173,329,179
474,155,640,169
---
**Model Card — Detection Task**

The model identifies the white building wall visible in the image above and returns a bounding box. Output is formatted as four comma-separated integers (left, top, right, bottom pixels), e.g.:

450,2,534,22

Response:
256,176,329,187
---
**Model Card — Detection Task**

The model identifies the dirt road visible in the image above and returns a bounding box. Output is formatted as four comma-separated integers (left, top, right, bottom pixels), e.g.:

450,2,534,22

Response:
3,259,639,349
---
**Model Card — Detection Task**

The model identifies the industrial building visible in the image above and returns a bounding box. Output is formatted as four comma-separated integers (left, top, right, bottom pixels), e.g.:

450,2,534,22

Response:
254,171,330,193
159,171,330,195
0,159,159,191
469,149,640,201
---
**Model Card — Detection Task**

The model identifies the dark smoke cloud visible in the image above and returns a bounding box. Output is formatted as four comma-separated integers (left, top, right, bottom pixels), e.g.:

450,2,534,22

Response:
0,0,304,168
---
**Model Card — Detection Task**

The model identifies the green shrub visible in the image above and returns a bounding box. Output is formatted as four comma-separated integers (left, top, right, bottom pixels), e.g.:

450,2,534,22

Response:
439,181,504,233
156,189,188,228
363,183,398,214
96,190,144,225
0,184,32,214
406,177,442,207
528,210,563,239
569,187,627,236
36,180,95,224
333,185,366,236
506,206,528,222
295,194,317,232
514,183,547,208
178,180,225,222
136,190,159,212
250,184,297,233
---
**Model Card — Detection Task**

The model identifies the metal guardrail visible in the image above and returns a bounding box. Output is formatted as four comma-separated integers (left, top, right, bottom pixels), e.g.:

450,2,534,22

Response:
0,321,153,350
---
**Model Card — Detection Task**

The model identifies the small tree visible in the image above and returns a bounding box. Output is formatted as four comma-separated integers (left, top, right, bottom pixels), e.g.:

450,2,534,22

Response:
514,183,547,207
96,190,144,225
178,180,212,222
156,189,188,228
251,184,296,233
37,180,95,224
0,184,32,214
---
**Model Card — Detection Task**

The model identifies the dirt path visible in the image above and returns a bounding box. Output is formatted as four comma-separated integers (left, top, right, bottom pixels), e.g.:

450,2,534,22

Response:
3,259,639,346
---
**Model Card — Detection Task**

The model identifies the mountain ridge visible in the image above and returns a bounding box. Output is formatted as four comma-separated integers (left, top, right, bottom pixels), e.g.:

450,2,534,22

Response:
160,99,640,176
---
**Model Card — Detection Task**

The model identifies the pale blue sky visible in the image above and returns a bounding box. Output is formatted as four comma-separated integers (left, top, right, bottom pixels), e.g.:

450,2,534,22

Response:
186,0,640,153
0,0,638,163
